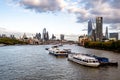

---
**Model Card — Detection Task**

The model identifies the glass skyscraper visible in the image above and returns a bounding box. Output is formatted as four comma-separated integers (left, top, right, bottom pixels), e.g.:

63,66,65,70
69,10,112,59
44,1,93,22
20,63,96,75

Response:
96,17,103,41
88,20,93,36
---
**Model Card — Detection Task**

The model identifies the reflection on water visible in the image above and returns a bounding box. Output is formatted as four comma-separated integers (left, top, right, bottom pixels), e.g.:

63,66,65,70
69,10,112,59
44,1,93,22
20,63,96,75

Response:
0,45,120,80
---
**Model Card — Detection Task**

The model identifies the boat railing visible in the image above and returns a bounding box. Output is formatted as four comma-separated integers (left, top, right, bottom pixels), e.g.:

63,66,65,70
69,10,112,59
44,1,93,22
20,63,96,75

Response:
73,57,99,63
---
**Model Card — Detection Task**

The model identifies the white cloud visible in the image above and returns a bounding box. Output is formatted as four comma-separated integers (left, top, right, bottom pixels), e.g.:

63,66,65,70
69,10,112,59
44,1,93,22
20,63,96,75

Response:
10,0,120,30
19,0,67,12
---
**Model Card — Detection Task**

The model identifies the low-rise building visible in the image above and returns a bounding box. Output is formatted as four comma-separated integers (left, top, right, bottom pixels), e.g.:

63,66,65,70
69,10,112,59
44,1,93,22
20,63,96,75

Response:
78,35,89,46
109,33,118,41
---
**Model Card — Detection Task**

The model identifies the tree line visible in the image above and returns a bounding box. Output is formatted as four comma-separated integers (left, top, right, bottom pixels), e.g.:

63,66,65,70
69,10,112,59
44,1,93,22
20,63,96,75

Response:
0,37,28,45
84,40,120,52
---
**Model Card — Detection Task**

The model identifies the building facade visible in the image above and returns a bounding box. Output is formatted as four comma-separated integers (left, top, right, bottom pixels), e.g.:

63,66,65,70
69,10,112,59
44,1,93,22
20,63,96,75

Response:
78,35,89,46
88,20,93,36
35,33,41,40
105,26,108,39
42,28,49,41
60,34,64,40
96,17,103,41
109,33,118,41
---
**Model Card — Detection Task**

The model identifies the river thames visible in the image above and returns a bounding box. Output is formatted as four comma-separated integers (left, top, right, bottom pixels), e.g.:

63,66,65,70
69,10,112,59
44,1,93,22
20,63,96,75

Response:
0,45,120,80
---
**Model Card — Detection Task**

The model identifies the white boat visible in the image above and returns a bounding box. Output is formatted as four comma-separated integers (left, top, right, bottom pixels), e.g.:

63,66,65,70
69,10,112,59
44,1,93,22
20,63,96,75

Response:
48,47,69,57
68,54,100,67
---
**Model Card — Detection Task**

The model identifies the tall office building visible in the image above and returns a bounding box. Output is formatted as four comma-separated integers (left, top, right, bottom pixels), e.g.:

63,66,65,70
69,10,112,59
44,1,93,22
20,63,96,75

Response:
92,29,96,41
46,31,49,41
88,19,93,36
42,28,49,41
43,28,46,40
52,34,56,40
105,26,108,39
60,34,64,40
35,33,41,40
96,17,103,41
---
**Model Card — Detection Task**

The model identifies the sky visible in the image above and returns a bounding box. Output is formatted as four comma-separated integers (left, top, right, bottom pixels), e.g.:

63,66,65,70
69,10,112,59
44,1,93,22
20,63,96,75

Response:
0,0,120,40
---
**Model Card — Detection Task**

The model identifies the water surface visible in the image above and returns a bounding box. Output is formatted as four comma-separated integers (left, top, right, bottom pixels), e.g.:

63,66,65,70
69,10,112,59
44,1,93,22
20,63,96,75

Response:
0,45,120,80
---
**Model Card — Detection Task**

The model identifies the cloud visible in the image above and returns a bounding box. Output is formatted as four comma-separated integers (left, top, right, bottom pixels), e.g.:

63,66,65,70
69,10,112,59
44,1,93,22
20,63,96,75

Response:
16,0,67,12
72,0,120,24
82,29,88,31
109,23,120,30
110,0,120,9
0,27,6,31
11,0,120,25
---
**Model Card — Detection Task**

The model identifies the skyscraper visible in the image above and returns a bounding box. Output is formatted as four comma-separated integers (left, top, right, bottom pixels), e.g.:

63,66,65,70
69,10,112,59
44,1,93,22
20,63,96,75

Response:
46,31,49,40
105,26,108,39
42,28,46,41
96,17,103,41
52,34,56,40
88,19,93,36
60,34,64,40
35,33,41,40
43,28,46,40
42,28,49,41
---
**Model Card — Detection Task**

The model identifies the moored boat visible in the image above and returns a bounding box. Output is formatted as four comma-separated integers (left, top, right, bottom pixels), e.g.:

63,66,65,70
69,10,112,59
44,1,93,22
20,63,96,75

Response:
46,45,71,57
83,54,118,66
48,47,69,57
68,54,100,67
68,53,118,67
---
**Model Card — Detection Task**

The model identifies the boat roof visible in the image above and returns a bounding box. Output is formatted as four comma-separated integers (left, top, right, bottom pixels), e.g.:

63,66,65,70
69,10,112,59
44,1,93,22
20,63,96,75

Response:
74,54,97,60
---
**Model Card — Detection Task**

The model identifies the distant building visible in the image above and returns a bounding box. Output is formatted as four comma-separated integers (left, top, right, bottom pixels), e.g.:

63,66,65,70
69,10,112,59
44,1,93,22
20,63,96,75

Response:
22,33,28,42
22,33,28,39
88,20,93,36
96,17,103,41
92,29,96,41
46,31,49,40
51,34,56,40
1,34,7,38
42,28,49,41
60,34,64,40
42,28,46,41
78,35,89,46
105,26,108,39
109,33,118,41
35,33,41,40
10,35,15,39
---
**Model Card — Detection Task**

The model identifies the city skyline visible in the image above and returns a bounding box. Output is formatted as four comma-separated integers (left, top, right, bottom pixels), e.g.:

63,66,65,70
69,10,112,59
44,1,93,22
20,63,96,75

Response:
0,0,120,36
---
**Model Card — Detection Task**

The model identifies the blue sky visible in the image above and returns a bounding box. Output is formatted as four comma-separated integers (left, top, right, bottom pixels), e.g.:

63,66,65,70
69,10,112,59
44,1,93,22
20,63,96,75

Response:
0,0,120,38
0,0,87,36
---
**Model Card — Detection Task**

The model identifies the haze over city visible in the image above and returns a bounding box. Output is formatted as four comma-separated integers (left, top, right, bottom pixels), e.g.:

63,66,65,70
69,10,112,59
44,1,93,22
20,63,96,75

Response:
0,0,120,40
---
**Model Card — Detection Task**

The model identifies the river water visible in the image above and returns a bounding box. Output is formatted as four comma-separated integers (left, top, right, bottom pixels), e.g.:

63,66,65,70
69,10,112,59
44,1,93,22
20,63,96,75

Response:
0,45,120,80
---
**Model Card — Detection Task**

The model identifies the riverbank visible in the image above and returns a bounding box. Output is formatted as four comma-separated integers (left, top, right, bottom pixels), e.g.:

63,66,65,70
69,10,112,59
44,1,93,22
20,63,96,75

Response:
0,37,28,45
0,44,6,47
84,41,120,53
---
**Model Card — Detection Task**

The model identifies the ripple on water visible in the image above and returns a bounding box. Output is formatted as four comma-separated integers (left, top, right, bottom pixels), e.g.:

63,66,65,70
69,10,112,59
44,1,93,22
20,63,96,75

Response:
0,45,120,80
